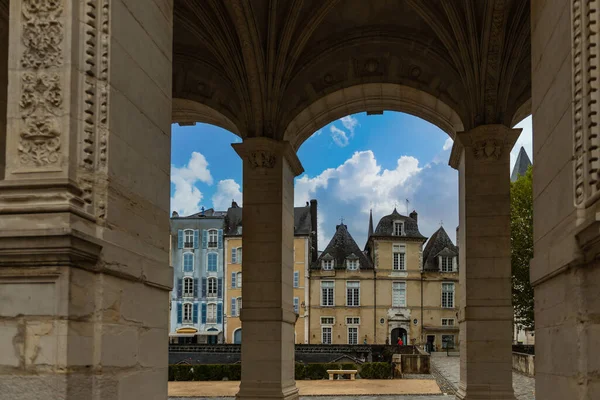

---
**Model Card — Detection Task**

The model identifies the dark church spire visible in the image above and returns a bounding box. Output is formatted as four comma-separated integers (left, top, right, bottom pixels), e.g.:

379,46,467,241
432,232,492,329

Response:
368,209,374,237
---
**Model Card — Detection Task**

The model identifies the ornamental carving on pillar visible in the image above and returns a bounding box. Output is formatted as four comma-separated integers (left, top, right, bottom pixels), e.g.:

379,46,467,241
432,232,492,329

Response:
18,0,64,167
248,150,276,169
572,0,600,207
472,138,502,160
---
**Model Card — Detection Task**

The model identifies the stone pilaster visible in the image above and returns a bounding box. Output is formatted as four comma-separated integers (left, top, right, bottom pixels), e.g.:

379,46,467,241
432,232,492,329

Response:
450,125,519,400
233,137,303,400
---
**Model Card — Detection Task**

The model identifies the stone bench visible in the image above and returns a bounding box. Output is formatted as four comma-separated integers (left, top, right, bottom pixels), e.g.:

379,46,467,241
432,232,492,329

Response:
327,369,358,380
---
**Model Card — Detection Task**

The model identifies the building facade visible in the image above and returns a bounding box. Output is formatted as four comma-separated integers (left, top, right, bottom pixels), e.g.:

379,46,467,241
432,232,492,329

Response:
224,200,317,344
169,209,226,344
309,209,460,350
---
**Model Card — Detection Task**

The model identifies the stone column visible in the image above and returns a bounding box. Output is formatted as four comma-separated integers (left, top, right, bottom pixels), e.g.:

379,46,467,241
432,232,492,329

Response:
450,125,519,400
0,1,173,399
233,137,303,400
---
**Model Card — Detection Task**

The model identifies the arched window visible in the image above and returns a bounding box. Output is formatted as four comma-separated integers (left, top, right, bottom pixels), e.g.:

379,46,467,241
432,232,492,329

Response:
208,229,218,248
183,253,194,272
207,303,217,323
207,277,217,297
183,277,194,297
184,229,194,248
183,303,192,324
236,272,242,288
207,253,217,272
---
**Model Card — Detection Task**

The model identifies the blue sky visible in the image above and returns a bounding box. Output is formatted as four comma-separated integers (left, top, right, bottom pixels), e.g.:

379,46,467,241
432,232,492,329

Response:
171,113,532,249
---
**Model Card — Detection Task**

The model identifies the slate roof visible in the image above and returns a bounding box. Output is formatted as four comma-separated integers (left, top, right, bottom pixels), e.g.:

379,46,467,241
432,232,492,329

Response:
313,224,373,269
372,208,426,239
511,146,532,182
422,226,458,271
223,201,313,236
171,207,227,219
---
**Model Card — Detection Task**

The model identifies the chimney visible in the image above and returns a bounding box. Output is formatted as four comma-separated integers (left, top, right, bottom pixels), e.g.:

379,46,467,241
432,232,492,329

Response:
409,210,418,223
310,199,318,262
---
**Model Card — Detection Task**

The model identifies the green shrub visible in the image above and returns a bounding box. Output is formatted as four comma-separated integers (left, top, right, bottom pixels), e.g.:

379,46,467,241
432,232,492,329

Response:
304,363,330,380
359,362,391,379
295,363,306,380
168,364,241,381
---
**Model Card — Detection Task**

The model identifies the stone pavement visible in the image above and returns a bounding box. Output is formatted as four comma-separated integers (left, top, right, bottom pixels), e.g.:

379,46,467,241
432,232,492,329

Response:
430,354,536,400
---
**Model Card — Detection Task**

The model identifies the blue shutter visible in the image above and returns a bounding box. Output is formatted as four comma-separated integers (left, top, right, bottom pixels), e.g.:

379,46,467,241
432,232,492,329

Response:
294,271,299,288
177,279,182,297
177,303,182,323
231,298,237,317
193,278,199,298
231,272,237,288
177,230,183,249
217,278,223,298
294,297,299,314
192,303,199,324
202,278,207,298
217,303,223,323
231,248,237,264
194,230,200,249
201,303,207,324
202,230,207,249
218,229,223,249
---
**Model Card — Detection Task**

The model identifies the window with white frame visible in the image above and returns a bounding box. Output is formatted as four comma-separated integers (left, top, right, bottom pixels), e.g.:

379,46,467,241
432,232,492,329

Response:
184,230,194,248
183,277,194,297
348,327,358,344
236,272,242,288
293,271,300,288
322,259,333,270
207,277,217,297
321,317,334,325
393,222,404,236
346,317,360,325
237,247,242,263
441,256,454,272
207,303,216,323
237,297,242,312
346,281,360,307
392,281,406,307
293,297,299,314
393,244,406,270
183,253,194,272
183,303,192,324
442,318,455,326
208,229,218,248
207,253,217,272
321,281,334,306
322,326,332,344
347,259,359,270
442,283,455,308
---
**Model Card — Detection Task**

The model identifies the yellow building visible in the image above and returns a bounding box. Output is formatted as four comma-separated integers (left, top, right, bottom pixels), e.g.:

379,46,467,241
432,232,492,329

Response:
309,209,460,350
223,200,317,344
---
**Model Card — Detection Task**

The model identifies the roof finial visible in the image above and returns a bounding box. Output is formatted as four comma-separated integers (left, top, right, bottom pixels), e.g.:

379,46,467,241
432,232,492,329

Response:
340,216,345,224
440,220,444,227
406,199,410,215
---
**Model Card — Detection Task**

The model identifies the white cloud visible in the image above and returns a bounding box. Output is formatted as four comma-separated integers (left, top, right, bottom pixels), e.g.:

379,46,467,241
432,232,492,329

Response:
314,129,323,136
443,137,453,151
330,125,350,147
340,115,359,136
512,115,533,170
212,179,243,210
170,152,213,216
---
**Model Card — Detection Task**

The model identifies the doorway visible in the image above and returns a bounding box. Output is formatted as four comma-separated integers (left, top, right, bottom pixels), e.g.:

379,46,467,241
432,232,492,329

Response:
391,328,407,345
234,329,242,344
426,335,435,353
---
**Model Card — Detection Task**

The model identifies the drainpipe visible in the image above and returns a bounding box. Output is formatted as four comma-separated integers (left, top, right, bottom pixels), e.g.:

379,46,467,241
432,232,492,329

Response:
420,272,423,348
373,267,377,343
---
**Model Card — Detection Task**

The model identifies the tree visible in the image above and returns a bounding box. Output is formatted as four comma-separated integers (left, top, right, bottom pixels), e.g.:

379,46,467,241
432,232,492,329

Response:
510,165,534,330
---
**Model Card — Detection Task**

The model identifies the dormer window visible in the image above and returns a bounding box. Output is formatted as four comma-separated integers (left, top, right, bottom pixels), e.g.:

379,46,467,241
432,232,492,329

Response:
393,222,404,236
322,259,334,270
347,259,359,270
440,256,454,272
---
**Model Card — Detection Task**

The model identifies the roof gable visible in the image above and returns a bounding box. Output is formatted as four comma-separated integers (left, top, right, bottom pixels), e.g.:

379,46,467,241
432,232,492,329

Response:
314,224,373,269
373,208,425,239
422,226,458,271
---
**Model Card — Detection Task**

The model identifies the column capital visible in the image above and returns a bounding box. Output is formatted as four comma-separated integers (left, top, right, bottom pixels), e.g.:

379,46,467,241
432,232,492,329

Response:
449,124,521,169
232,137,304,177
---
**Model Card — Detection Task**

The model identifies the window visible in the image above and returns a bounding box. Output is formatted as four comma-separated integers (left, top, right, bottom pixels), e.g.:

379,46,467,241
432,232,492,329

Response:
346,317,360,325
442,318,455,326
293,297,299,314
237,247,242,263
183,277,194,297
231,247,237,264
442,334,455,349
236,272,242,288
208,229,218,248
347,259,359,270
322,327,332,344
393,222,404,236
293,271,300,288
321,317,334,325
231,272,237,288
392,244,406,270
321,281,334,306
441,256,454,272
207,278,217,297
183,303,192,324
442,283,455,308
184,230,194,248
231,298,237,317
207,253,217,272
237,297,242,313
348,327,358,344
392,282,406,307
322,259,333,270
207,303,216,323
346,281,360,307
183,253,194,272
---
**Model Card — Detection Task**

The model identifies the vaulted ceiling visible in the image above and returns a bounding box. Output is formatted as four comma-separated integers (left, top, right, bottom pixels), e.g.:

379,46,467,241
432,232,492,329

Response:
173,0,531,144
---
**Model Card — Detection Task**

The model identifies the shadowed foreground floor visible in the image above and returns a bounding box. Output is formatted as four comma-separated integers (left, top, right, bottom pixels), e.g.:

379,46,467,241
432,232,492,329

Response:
169,379,441,397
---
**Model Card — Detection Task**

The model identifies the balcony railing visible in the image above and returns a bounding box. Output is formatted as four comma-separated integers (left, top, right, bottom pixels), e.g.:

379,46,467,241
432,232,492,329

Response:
208,241,218,248
184,242,194,248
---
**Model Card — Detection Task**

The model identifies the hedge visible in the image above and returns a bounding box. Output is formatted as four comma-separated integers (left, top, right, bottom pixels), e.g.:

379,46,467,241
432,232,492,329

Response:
169,362,391,381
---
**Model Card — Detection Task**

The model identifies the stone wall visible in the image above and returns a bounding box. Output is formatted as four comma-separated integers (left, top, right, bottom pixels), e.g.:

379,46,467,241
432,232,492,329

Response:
400,354,431,374
512,352,535,377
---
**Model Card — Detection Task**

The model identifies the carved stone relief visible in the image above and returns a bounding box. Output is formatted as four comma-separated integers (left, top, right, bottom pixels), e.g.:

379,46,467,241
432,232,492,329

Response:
248,151,276,169
472,139,502,160
18,0,64,167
